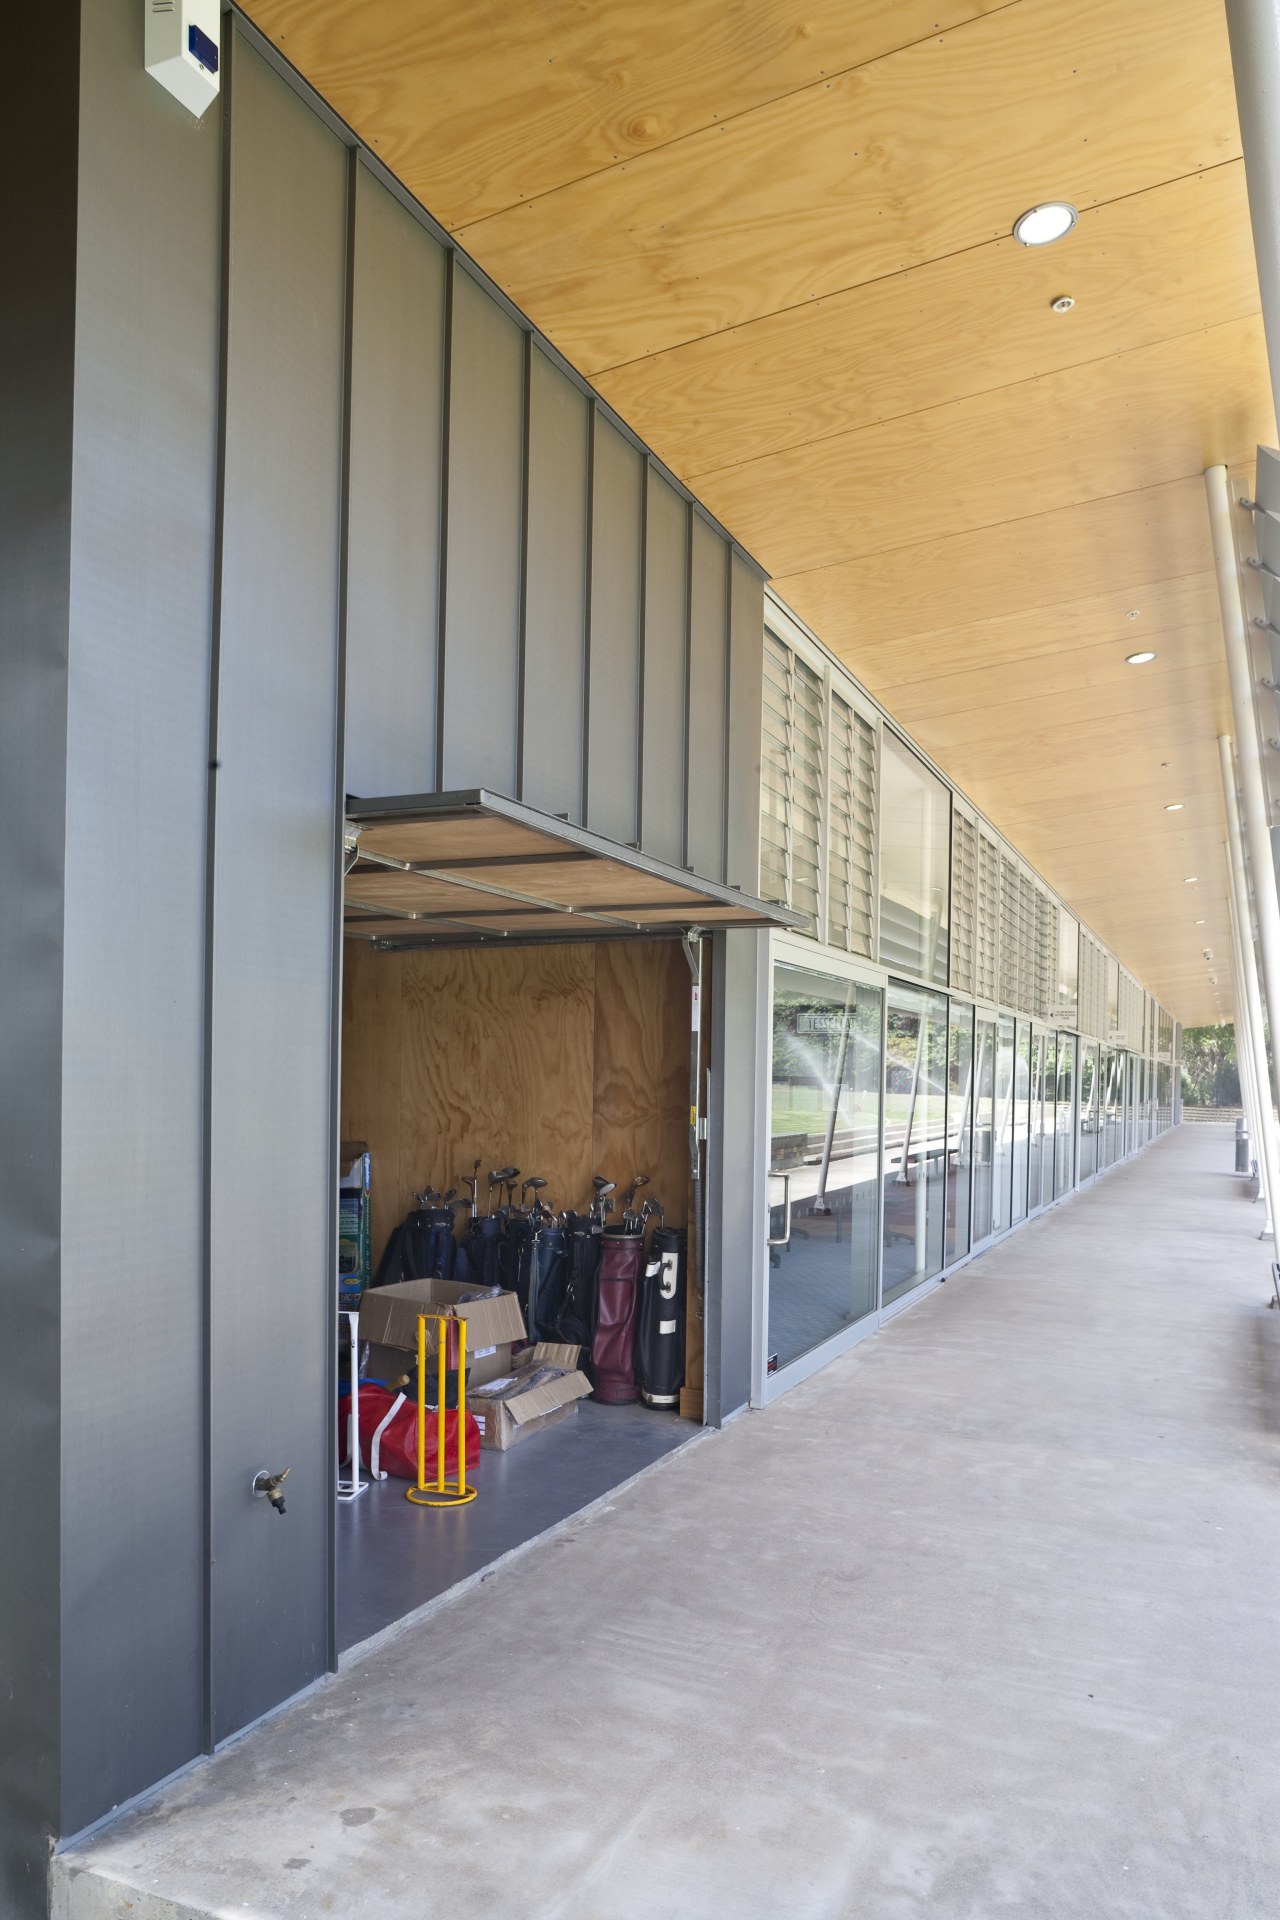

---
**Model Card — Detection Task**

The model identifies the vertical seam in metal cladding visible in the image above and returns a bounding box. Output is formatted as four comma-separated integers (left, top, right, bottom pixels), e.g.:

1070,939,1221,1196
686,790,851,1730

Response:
325,140,359,1678
635,460,649,847
434,248,455,792
200,14,237,1758
721,540,732,886
581,403,596,822
681,500,694,868
515,327,532,803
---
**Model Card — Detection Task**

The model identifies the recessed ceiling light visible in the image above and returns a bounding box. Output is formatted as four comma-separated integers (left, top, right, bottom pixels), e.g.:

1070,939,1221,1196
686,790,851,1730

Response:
1013,201,1078,246
1126,651,1157,664
1184,876,1198,884
1165,802,1184,811
1195,918,1206,926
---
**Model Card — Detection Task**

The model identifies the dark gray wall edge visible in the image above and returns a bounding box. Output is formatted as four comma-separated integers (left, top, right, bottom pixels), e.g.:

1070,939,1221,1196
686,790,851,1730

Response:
0,0,79,1906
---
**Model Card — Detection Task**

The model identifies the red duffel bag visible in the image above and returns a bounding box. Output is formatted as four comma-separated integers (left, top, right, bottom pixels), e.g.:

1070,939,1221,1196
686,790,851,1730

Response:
342,1385,480,1481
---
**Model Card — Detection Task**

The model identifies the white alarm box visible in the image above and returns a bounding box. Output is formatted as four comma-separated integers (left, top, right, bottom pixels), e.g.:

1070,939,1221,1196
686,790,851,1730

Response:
145,0,221,120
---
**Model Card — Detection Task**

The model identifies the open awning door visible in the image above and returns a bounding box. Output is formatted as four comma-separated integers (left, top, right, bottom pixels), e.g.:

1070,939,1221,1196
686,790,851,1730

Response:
343,790,809,947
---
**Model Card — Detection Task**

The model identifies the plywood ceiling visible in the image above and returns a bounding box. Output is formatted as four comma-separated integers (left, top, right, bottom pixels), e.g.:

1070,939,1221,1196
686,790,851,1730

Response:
248,0,1277,1026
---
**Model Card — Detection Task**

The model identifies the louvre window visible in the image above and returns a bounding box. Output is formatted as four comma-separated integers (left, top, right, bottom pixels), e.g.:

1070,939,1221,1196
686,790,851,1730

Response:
950,809,978,995
976,830,1000,1002
760,633,824,923
999,856,1021,1009
1035,890,1058,1023
827,693,876,955
1017,871,1037,1015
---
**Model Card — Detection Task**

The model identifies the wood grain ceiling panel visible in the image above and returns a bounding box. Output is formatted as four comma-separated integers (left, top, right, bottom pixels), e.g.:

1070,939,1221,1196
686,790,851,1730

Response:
598,164,1260,478
702,315,1273,577
450,0,1240,369
244,0,1263,1022
844,575,1222,693
773,479,1216,644
246,0,1010,229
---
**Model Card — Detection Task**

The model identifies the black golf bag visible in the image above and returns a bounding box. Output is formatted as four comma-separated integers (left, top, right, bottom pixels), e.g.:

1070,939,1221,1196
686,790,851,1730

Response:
635,1226,687,1408
456,1212,502,1289
554,1214,601,1351
590,1227,644,1403
525,1226,571,1342
372,1204,457,1286
498,1212,537,1310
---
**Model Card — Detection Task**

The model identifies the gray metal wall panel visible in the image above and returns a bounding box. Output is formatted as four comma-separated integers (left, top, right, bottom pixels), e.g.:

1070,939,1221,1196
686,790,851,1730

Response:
345,162,445,801
0,2,76,1899
209,34,344,1744
522,345,589,820
686,517,730,883
726,554,765,894
440,267,524,791
640,470,689,866
586,417,644,846
706,930,768,1423
57,0,221,1834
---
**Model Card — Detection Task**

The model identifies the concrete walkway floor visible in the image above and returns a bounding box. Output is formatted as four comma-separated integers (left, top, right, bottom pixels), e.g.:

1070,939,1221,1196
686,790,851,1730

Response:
55,1125,1280,1919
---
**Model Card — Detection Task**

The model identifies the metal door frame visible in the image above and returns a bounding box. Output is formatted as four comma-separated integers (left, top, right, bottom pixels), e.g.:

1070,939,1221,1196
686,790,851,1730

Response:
757,930,887,1404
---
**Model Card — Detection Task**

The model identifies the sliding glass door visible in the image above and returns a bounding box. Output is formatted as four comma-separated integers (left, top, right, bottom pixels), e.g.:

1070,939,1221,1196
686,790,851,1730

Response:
882,983,948,1305
767,960,883,1376
945,1002,975,1266
972,1015,997,1245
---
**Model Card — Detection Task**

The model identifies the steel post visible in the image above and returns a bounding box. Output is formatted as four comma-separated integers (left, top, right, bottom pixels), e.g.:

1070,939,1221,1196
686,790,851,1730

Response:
1206,468,1280,1115
1219,733,1280,1253
1226,0,1280,426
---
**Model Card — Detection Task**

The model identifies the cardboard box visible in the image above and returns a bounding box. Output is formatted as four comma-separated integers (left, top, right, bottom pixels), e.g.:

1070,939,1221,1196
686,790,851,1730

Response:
357,1278,526,1388
468,1343,592,1451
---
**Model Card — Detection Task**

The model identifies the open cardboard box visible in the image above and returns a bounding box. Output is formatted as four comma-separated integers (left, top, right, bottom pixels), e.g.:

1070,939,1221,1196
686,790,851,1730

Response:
358,1277,526,1388
468,1343,592,1451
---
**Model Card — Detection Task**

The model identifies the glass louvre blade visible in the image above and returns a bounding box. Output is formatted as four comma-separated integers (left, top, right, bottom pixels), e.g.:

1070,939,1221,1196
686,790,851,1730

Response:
950,810,978,995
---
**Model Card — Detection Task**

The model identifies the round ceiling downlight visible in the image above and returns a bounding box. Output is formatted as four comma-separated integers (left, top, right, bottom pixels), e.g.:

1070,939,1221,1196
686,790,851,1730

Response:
1126,650,1157,665
1013,201,1078,246
1164,802,1184,812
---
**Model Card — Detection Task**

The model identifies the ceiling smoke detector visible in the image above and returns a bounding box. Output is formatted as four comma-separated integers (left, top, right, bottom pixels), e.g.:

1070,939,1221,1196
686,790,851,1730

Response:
1051,294,1076,313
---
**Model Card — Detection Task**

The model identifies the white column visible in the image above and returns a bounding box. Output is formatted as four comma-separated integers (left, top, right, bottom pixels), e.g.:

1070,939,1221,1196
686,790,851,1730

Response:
1226,867,1270,1227
1226,0,1280,426
1219,733,1280,1256
1206,469,1280,1123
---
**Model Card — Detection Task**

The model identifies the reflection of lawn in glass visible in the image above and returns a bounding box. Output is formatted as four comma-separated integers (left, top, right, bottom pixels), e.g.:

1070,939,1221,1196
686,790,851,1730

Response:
772,1090,934,1141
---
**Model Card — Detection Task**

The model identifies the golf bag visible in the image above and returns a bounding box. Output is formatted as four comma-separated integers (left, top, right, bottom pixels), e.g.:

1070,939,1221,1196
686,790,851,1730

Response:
555,1214,601,1351
456,1212,502,1289
372,1204,457,1286
590,1227,644,1403
635,1226,687,1408
525,1226,570,1342
498,1212,537,1309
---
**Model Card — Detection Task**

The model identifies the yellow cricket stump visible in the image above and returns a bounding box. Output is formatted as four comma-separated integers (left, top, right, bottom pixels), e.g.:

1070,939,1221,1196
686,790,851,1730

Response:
405,1310,478,1508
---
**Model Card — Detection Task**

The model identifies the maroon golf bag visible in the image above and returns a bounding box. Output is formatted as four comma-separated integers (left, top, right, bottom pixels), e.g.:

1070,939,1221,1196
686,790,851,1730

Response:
589,1227,643,1403
635,1226,687,1408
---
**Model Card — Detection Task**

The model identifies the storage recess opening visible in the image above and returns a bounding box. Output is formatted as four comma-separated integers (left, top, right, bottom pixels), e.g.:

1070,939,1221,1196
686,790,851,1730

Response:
336,790,804,1651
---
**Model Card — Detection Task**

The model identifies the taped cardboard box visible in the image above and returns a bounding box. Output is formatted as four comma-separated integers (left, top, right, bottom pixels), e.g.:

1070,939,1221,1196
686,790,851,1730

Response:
469,1344,592,1451
358,1279,525,1389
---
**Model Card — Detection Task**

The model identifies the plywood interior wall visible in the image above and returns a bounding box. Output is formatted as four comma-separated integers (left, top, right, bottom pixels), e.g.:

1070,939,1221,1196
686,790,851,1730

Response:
341,938,692,1275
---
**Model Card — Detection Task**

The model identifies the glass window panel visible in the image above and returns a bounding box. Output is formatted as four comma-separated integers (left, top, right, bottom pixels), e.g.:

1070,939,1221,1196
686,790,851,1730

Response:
1011,1022,1031,1224
1057,912,1079,1027
1055,1033,1076,1193
768,963,882,1371
1078,1043,1099,1180
882,983,948,1302
1040,1031,1058,1210
1027,1031,1045,1211
972,1016,996,1243
878,733,950,987
945,1002,975,1266
993,1014,1016,1232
